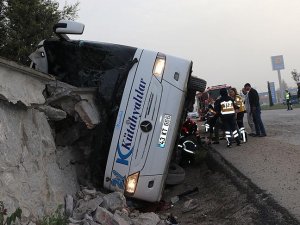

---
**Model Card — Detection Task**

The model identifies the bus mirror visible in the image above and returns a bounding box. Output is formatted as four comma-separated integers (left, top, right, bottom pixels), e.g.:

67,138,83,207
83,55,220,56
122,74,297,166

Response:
53,20,85,35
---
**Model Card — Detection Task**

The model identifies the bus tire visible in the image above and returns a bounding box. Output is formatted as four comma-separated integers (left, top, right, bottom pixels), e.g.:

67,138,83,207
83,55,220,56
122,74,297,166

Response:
188,76,207,92
166,163,185,185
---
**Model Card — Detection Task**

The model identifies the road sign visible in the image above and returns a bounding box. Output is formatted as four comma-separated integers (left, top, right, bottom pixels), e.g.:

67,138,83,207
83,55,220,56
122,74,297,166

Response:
271,55,284,71
269,82,277,103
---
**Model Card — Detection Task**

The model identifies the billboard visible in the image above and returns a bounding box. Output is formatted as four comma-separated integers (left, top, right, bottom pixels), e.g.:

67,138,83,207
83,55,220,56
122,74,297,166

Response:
271,55,284,71
269,82,277,103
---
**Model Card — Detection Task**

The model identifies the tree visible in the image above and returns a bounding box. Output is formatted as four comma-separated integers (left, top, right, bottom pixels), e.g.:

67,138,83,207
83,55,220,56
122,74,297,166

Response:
0,0,6,43
291,69,300,83
0,0,79,65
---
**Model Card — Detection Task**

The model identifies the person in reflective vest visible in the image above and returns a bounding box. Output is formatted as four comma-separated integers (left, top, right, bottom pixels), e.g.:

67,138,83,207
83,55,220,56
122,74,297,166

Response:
229,87,247,142
285,90,293,111
214,88,241,147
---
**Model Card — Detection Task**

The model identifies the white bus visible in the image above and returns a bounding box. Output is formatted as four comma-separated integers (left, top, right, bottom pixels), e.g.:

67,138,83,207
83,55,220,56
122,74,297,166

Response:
30,20,206,202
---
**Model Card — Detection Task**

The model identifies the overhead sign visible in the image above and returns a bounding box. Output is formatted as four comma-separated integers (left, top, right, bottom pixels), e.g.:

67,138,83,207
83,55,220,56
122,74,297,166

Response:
269,82,277,103
271,55,284,71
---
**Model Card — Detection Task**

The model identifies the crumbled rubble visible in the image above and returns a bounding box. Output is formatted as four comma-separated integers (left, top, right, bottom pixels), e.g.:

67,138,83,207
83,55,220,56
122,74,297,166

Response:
66,188,167,225
42,81,108,187
45,81,100,129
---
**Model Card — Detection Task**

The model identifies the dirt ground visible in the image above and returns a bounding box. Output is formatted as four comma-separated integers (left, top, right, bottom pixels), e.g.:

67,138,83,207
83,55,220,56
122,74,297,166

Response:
157,108,300,225
160,156,299,225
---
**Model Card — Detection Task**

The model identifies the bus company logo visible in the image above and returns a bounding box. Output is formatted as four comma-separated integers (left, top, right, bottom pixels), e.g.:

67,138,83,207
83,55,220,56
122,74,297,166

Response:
111,170,125,189
116,78,146,166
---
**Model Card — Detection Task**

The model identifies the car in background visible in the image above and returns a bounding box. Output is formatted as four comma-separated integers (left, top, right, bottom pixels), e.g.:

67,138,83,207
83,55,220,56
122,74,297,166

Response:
197,84,231,120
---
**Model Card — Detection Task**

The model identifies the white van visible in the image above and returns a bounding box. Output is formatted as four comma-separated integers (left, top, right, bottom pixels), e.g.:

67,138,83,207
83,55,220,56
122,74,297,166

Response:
30,20,206,202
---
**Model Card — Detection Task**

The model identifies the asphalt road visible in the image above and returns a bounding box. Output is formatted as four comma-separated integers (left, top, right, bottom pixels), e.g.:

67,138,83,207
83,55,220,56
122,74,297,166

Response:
213,108,300,221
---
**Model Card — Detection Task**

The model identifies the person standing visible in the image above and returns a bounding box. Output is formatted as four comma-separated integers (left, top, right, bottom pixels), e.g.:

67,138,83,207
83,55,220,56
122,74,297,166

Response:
242,88,256,135
206,103,220,144
297,82,300,102
285,89,293,111
229,88,247,142
244,83,266,137
214,88,241,147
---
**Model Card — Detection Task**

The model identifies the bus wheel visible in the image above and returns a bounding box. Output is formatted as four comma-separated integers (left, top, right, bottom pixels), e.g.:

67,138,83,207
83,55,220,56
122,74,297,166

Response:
188,76,207,92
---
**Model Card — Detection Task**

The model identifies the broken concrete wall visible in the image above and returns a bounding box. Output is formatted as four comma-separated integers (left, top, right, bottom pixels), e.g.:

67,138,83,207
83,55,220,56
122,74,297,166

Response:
0,58,79,220
0,101,79,219
0,57,55,106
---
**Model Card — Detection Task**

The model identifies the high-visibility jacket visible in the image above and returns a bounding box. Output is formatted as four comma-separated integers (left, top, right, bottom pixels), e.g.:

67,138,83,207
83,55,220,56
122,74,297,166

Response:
235,95,246,112
215,95,237,116
220,100,235,115
285,92,290,100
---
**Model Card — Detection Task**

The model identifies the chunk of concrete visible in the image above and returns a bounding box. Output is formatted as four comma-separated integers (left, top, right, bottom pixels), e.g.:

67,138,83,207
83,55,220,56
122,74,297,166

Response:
46,82,100,129
74,100,100,129
114,210,132,225
102,192,127,213
132,213,160,225
93,207,118,225
73,196,103,220
35,105,67,121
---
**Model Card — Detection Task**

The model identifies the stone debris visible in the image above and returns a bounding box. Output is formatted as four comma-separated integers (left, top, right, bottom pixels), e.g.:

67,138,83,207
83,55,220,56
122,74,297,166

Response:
182,199,199,213
66,188,166,225
102,192,127,213
35,105,67,121
65,195,74,217
73,197,104,220
45,81,100,129
131,212,161,225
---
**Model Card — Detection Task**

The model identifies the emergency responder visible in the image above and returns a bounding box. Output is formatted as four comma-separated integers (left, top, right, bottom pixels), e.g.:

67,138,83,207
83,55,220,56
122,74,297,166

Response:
229,87,247,142
206,103,219,144
285,89,293,110
214,88,241,147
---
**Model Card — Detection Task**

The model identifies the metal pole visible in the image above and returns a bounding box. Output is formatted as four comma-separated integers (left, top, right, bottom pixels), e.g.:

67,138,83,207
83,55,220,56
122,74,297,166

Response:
277,70,283,102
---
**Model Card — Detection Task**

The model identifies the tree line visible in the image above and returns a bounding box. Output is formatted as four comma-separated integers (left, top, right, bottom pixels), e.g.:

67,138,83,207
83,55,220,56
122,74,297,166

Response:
0,0,79,65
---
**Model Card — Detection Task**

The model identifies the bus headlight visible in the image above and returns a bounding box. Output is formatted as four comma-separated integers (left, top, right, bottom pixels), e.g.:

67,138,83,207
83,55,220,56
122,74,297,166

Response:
152,53,166,81
125,172,140,194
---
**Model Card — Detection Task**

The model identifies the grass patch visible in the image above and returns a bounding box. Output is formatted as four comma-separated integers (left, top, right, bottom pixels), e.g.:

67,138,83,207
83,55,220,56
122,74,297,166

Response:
38,206,67,225
261,104,300,110
0,201,22,225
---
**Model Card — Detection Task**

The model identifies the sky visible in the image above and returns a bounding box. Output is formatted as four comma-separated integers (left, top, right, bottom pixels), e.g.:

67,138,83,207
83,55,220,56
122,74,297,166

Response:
57,0,300,92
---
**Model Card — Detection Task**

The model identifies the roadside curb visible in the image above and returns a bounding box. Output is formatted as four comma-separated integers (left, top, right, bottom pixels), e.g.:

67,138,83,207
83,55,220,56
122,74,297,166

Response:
206,147,300,225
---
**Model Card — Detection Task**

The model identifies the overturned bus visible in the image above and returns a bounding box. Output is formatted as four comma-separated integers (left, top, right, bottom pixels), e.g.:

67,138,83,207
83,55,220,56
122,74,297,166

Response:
30,20,206,202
